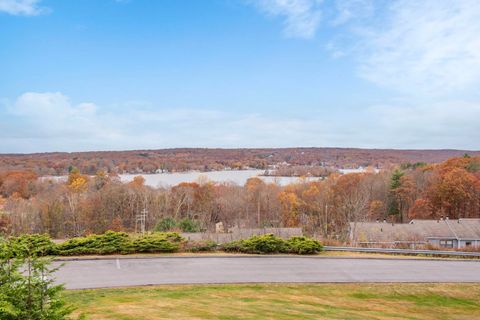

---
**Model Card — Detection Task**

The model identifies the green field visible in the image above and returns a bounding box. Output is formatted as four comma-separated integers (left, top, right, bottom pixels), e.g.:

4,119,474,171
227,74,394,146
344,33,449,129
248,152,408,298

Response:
65,283,480,320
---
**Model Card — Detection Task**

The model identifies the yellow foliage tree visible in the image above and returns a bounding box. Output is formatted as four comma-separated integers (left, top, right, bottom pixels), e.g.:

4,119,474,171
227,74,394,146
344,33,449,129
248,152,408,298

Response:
68,176,88,193
278,191,301,227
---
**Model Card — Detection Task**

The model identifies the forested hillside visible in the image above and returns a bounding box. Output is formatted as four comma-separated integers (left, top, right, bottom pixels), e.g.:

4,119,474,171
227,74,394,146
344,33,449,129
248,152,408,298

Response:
1,148,479,175
0,155,478,239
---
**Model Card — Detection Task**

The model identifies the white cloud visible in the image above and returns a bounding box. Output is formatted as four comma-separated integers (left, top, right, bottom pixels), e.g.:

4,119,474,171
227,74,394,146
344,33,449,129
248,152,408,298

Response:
0,92,329,152
357,0,480,95
252,0,480,95
331,0,374,26
0,0,45,16
250,0,375,38
367,101,480,148
3,92,108,141
1,92,479,152
252,0,324,39
12,92,96,116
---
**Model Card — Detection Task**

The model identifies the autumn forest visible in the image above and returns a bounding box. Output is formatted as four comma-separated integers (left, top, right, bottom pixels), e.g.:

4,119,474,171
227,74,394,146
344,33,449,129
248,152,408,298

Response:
2,148,480,175
0,149,479,240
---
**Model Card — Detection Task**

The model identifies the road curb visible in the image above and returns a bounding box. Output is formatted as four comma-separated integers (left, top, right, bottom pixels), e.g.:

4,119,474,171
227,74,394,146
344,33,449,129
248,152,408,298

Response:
54,254,480,263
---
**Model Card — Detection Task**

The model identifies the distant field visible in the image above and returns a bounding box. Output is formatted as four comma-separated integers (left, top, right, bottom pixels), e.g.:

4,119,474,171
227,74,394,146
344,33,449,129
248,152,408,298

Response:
65,283,480,320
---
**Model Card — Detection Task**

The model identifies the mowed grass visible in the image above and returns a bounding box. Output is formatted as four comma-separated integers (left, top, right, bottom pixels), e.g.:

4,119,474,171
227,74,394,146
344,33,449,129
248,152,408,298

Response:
65,283,480,320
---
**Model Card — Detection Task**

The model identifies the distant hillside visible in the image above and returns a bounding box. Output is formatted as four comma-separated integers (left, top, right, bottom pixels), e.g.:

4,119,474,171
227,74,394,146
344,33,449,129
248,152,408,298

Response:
1,148,479,175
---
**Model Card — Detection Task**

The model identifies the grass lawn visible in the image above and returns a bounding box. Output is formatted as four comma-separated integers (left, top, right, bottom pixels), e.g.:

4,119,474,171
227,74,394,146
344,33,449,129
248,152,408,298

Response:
65,283,480,320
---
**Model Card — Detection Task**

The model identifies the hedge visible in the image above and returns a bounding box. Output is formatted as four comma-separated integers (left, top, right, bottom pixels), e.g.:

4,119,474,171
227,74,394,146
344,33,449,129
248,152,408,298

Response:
286,236,324,254
222,234,323,255
5,231,185,256
8,233,56,257
3,232,323,257
131,232,183,253
56,231,133,255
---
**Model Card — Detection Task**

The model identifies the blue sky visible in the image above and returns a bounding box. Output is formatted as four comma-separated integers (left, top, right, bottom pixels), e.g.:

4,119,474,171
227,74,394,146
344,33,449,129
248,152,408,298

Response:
1,0,480,152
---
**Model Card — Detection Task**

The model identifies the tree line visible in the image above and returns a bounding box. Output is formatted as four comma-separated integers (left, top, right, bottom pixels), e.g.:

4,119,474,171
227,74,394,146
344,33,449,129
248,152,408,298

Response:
1,148,479,176
0,156,479,240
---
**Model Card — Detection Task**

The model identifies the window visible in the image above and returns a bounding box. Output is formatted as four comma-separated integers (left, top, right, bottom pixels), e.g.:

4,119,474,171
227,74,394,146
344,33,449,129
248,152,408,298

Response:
439,240,454,248
466,242,472,247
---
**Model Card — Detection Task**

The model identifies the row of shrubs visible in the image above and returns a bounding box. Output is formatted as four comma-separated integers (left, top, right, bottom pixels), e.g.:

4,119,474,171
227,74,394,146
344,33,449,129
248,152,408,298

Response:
223,234,323,254
7,231,183,256
5,232,323,257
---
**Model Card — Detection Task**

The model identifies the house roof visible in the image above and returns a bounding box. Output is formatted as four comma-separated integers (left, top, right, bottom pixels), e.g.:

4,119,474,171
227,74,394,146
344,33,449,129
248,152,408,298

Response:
443,219,480,239
350,219,480,243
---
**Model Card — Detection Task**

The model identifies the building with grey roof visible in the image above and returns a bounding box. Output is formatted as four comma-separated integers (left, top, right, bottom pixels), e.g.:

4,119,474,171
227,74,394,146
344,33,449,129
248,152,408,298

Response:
350,218,480,249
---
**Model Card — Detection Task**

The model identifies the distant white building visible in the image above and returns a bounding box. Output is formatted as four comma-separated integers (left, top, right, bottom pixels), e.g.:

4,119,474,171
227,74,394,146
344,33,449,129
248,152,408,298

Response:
350,218,480,249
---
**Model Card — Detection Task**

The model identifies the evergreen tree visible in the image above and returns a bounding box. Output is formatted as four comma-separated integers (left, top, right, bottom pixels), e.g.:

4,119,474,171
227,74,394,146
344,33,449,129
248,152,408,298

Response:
387,169,404,217
0,238,74,320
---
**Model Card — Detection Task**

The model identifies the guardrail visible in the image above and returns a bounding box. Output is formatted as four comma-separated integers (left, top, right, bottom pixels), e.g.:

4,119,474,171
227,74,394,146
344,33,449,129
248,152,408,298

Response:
323,246,480,257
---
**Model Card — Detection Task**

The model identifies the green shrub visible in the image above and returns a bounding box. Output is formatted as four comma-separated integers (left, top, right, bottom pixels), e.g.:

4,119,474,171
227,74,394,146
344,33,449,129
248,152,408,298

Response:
7,231,322,257
222,234,287,254
56,231,184,255
221,240,244,253
153,217,202,232
131,232,184,253
154,217,177,232
242,234,287,253
8,233,56,257
222,234,323,255
286,236,323,254
56,231,132,255
162,231,184,243
185,240,217,252
178,219,202,232
55,237,94,256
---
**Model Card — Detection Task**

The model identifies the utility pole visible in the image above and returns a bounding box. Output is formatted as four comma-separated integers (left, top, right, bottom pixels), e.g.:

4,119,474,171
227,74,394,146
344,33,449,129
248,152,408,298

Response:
135,208,147,235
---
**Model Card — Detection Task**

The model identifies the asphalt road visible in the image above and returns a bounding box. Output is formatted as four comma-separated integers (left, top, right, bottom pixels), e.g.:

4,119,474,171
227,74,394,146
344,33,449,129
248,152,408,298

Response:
53,256,480,289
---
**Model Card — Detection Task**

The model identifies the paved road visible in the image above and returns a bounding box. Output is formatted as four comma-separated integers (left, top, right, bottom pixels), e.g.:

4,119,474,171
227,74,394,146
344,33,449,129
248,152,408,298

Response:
54,256,480,289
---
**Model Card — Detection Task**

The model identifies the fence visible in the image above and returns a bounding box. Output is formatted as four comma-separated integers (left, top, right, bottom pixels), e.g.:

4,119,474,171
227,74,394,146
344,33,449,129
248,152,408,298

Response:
182,227,303,244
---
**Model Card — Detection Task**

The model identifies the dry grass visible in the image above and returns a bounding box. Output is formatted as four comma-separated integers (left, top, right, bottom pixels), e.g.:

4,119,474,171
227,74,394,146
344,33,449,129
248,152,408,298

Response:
65,283,480,320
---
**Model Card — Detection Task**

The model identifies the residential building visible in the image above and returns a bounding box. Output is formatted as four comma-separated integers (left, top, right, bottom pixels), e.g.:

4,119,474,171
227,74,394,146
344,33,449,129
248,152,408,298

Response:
350,218,480,249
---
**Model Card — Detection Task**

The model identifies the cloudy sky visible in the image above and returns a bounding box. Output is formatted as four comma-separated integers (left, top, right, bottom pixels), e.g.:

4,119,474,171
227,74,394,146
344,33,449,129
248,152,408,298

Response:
1,0,480,153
